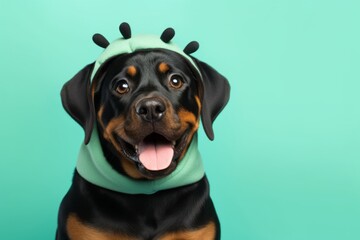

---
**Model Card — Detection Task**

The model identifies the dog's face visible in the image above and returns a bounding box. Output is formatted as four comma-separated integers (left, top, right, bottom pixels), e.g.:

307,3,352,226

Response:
61,49,230,179
93,50,201,179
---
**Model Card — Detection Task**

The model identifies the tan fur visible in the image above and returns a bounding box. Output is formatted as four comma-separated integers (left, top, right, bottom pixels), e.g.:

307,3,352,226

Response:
66,214,137,240
103,115,143,179
97,105,106,130
177,108,199,160
127,66,137,77
159,221,216,240
67,214,215,240
158,62,170,73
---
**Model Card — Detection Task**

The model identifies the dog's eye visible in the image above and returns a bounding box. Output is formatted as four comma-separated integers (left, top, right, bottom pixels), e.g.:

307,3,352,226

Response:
169,74,184,89
114,79,130,95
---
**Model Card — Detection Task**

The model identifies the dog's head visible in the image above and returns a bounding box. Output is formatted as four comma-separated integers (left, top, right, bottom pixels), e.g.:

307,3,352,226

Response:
61,24,230,179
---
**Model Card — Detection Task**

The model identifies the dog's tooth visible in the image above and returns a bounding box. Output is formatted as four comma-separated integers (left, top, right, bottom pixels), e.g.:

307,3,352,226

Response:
172,141,176,146
135,145,139,153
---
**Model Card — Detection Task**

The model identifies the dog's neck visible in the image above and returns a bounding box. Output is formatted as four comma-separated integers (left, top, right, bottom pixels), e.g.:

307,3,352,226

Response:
76,127,204,194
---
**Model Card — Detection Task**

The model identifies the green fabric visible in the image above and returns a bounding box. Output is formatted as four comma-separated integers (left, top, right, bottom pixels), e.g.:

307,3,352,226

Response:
76,34,205,194
76,127,204,194
90,34,201,80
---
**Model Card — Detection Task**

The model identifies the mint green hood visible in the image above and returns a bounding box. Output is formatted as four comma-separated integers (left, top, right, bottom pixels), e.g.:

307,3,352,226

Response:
91,34,201,80
75,25,204,194
76,127,204,194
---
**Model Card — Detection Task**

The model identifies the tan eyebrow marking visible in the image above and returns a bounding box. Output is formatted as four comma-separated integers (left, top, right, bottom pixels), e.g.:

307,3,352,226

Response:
127,65,137,77
158,62,170,73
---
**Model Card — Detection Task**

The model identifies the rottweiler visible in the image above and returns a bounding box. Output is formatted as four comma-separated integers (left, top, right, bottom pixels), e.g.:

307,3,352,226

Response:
57,23,230,240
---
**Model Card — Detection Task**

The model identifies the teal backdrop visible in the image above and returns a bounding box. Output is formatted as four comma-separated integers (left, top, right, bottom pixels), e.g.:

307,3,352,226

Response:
1,0,359,239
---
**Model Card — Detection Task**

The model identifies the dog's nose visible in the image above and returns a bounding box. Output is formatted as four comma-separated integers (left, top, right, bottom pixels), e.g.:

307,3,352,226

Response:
136,98,166,122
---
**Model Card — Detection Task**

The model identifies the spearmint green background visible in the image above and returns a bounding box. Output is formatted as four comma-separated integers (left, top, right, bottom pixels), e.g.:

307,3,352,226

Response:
1,0,359,239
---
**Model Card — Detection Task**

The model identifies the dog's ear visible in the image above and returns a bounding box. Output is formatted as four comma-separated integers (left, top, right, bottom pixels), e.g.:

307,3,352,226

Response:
191,58,230,140
61,63,95,144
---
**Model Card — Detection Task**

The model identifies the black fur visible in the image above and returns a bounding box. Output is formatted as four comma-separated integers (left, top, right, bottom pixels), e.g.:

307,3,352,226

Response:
58,49,230,239
57,172,220,239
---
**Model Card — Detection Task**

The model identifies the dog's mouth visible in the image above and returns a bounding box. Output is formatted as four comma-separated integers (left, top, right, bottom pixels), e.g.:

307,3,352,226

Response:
117,132,189,174
137,134,175,171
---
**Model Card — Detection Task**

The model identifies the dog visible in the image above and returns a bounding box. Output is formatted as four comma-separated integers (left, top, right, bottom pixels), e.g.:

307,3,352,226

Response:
57,23,230,240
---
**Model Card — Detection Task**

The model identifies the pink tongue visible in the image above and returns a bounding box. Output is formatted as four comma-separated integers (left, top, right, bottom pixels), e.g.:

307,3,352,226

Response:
138,141,174,171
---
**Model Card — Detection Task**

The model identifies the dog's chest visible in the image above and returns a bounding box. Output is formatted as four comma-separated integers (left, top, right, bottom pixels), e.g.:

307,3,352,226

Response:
67,176,212,239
